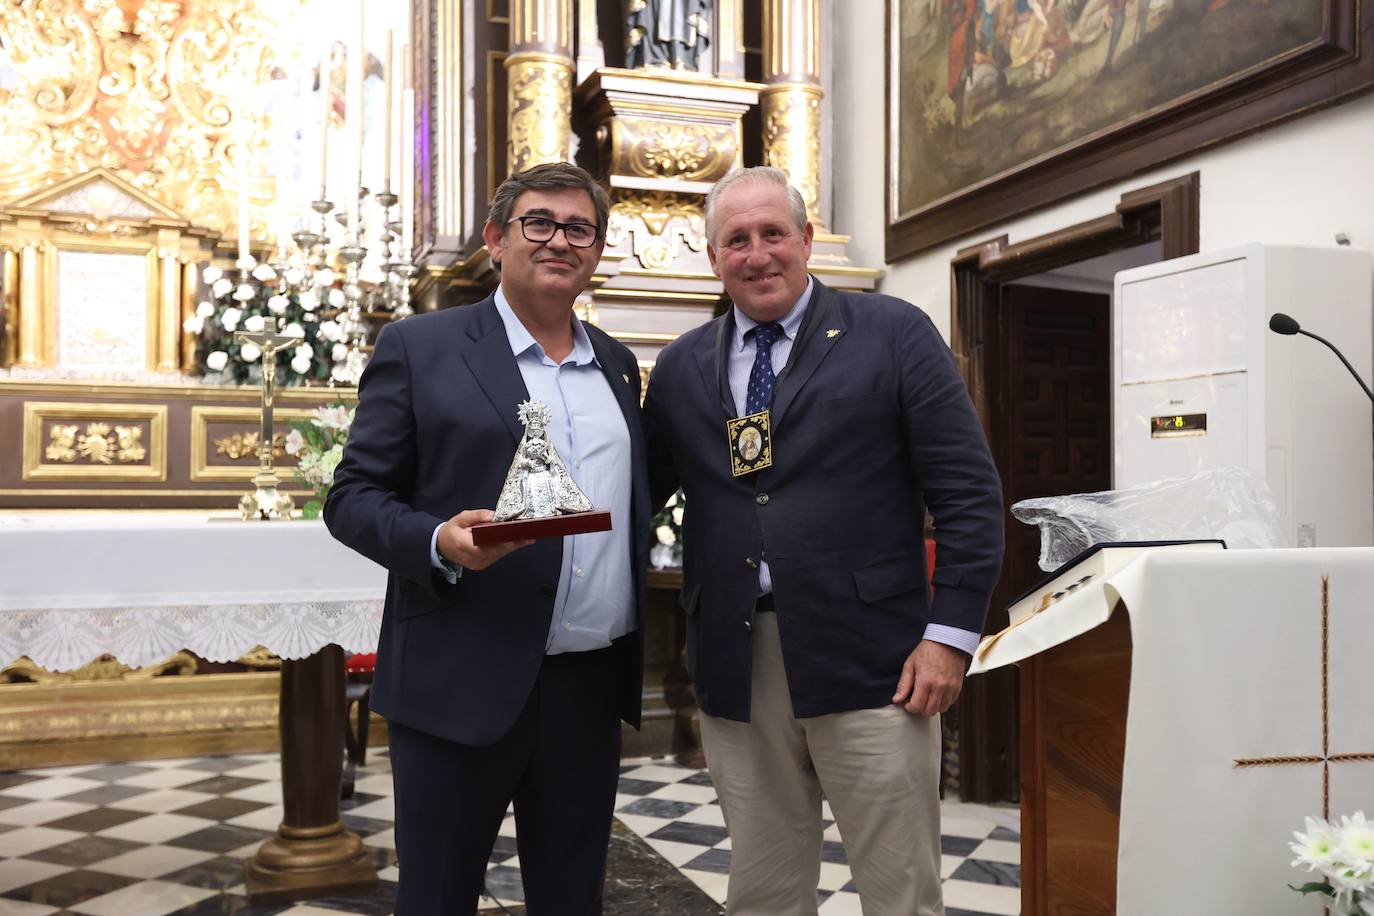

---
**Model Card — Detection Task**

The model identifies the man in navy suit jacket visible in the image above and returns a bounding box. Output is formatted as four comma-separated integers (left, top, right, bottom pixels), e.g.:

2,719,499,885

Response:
326,163,649,914
644,167,1004,914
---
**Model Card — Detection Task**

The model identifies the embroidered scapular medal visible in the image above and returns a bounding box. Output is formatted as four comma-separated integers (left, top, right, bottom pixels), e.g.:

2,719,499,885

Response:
726,409,773,477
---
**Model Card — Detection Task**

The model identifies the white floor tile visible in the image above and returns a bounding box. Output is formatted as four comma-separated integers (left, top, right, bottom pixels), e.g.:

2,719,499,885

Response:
96,813,216,844
113,769,211,790
221,760,283,780
817,861,853,892
676,803,726,827
225,804,284,832
108,789,215,815
619,764,696,784
941,877,1022,915
0,898,60,915
0,777,105,801
362,827,396,849
613,812,675,837
940,853,962,879
87,843,216,879
0,856,70,893
69,878,216,916
645,782,719,805
347,796,394,821
0,799,94,827
378,864,400,882
350,773,395,797
940,813,998,839
644,838,711,867
18,764,99,777
680,867,729,903
818,890,866,915
0,826,85,858
224,780,284,804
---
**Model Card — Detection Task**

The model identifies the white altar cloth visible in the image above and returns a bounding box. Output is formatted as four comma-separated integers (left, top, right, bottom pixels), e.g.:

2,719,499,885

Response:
0,519,386,671
973,548,1374,915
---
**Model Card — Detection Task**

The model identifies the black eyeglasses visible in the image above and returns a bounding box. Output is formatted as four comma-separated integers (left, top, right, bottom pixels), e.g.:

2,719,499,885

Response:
508,215,601,248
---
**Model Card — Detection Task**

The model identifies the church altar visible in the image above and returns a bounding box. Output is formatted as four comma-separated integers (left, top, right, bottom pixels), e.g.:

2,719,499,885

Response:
971,548,1374,915
0,517,387,902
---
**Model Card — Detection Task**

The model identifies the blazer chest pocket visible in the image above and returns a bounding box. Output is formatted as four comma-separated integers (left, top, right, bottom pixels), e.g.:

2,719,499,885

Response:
818,392,893,474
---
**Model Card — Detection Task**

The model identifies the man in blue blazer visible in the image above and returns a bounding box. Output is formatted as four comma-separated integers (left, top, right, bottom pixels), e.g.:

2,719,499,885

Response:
325,163,649,914
643,167,1004,914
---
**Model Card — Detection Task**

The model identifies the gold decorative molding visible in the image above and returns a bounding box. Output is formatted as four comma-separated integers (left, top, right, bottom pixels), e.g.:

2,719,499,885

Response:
190,405,310,482
2,652,197,685
0,0,293,244
22,401,167,481
506,52,574,174
611,119,736,183
761,83,824,226
607,191,707,272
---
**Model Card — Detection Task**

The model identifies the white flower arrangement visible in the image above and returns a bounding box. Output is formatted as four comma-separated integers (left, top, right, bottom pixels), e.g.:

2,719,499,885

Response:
650,490,684,569
285,401,354,519
1291,811,1374,914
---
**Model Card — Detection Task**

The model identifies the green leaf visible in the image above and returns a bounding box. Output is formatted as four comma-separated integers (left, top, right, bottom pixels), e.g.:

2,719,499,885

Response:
1289,881,1335,896
300,500,323,520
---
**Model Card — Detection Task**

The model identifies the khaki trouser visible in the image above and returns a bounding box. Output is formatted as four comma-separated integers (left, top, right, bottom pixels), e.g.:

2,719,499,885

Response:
699,611,945,916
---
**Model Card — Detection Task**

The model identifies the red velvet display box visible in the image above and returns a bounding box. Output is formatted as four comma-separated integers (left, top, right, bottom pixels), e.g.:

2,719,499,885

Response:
470,510,612,546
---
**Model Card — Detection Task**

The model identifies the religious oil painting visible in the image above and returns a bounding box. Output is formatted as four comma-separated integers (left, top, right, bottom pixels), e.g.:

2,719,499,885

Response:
887,0,1344,257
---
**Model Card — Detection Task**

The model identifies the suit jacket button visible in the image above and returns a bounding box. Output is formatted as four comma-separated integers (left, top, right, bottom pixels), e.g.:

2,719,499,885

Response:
755,493,769,506
744,619,752,631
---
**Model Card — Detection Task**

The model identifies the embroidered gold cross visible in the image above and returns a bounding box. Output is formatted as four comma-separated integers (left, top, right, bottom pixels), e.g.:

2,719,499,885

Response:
1233,576,1374,818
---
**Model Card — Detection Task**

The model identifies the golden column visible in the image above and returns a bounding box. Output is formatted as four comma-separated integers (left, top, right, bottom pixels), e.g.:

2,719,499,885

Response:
157,249,181,373
17,241,45,366
506,0,575,175
762,0,825,229
2,248,17,365
181,259,199,372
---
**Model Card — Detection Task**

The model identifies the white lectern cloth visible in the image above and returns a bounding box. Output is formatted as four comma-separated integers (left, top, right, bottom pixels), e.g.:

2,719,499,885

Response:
973,548,1374,916
0,519,386,671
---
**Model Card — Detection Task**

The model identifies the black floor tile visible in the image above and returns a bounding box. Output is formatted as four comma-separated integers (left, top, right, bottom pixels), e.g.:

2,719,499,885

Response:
647,821,728,847
26,834,144,868
682,847,731,874
184,756,262,773
941,834,984,857
989,825,1020,841
81,764,159,782
158,855,249,891
66,783,152,807
40,806,148,833
616,798,697,819
679,771,714,787
171,797,270,822
950,857,1021,887
176,775,267,796
0,867,138,907
481,864,525,901
820,839,848,864
0,772,44,792
166,823,273,855
615,777,669,796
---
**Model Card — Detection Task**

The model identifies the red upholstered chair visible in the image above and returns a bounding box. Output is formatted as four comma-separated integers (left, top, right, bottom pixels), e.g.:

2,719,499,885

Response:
341,652,376,799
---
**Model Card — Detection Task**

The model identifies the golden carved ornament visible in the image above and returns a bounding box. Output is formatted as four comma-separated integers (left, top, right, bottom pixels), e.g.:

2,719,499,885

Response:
607,191,706,272
236,645,283,670
214,430,283,461
0,0,296,240
761,86,823,223
507,54,572,174
47,420,146,464
2,651,197,684
614,119,735,183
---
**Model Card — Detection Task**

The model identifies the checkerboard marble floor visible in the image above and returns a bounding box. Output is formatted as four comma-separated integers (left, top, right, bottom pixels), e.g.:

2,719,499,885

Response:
0,749,1020,915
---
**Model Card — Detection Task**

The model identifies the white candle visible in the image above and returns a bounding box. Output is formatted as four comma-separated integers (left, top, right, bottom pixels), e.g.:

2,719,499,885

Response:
401,84,414,254
318,38,331,199
238,136,252,266
382,29,393,190
276,75,292,259
346,0,365,236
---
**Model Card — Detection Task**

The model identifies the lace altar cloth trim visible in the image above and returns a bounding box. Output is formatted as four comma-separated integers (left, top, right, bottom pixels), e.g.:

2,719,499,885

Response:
0,599,384,672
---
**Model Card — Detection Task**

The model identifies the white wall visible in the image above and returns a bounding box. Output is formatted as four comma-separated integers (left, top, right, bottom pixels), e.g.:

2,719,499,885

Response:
830,2,1374,341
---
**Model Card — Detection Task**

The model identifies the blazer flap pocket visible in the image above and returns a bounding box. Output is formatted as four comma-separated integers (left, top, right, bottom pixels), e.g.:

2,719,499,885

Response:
853,556,925,603
678,580,702,616
395,579,443,621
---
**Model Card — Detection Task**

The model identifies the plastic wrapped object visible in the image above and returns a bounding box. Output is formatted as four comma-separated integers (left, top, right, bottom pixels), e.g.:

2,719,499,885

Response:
1011,467,1288,572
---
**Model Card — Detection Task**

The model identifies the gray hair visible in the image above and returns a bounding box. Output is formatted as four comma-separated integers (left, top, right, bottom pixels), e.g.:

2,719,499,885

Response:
487,161,611,238
703,166,808,245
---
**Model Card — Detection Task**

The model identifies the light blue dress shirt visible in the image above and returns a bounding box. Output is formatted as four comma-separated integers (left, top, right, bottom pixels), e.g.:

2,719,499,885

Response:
727,277,980,657
430,286,636,655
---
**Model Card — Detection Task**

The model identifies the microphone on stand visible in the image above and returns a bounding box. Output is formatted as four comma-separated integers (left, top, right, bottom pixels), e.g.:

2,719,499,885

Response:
1269,312,1374,405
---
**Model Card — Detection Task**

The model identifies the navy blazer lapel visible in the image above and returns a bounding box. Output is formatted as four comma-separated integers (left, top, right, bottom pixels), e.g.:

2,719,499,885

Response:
771,279,845,430
693,314,736,419
461,296,529,444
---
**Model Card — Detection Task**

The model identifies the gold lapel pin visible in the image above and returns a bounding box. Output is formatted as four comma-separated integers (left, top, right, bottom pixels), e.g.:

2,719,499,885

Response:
826,328,842,339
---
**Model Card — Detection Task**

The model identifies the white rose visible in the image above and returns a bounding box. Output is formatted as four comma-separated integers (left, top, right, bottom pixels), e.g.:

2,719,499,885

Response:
665,492,678,507
267,294,289,315
298,289,319,312
672,506,683,525
302,311,318,323
202,266,223,284
331,363,353,383
328,288,346,308
291,355,312,374
211,277,233,298
233,283,256,301
252,263,277,282
284,267,305,286
220,307,242,331
332,342,349,362
315,268,335,287
196,300,214,318
240,342,261,362
295,343,314,361
656,525,676,546
283,322,306,338
319,320,341,342
284,428,305,455
183,315,204,334
206,350,229,372
243,314,266,333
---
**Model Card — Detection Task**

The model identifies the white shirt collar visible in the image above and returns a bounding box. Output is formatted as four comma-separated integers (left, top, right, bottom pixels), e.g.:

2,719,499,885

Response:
731,275,814,353
494,285,597,366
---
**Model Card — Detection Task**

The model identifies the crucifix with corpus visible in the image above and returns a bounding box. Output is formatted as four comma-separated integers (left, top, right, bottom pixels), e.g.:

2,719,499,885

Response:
235,329,299,520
